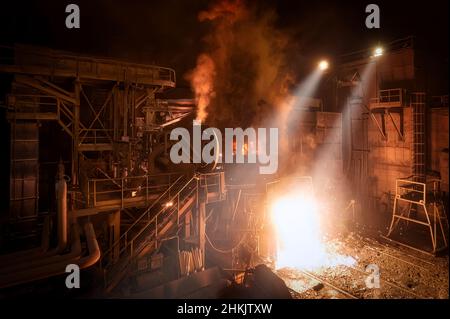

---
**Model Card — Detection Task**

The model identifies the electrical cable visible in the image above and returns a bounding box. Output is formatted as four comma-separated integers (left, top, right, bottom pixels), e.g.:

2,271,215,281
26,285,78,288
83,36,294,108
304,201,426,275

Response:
205,232,247,254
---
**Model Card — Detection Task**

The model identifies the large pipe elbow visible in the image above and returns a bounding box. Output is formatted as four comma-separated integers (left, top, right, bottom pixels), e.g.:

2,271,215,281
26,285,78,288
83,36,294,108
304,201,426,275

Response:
78,222,101,269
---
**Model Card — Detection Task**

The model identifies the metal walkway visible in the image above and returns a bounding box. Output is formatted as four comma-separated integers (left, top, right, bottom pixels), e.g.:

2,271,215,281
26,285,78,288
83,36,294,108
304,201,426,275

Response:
0,44,176,88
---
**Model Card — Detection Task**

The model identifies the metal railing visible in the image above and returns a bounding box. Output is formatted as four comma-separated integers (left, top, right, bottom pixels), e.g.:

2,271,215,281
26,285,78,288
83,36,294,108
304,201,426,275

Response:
102,174,200,287
396,179,427,204
395,178,441,205
0,44,176,87
7,93,59,113
199,171,226,202
101,174,186,264
87,172,182,208
388,176,447,253
370,88,404,108
79,128,113,145
101,172,225,288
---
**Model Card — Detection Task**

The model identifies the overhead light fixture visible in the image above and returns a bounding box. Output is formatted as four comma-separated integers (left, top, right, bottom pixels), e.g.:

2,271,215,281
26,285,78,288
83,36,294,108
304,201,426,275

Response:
318,60,329,71
373,47,383,57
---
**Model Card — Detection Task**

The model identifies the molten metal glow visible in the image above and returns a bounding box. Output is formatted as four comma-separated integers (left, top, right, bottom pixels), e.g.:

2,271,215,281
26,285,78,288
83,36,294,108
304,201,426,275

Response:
271,193,355,270
318,60,329,71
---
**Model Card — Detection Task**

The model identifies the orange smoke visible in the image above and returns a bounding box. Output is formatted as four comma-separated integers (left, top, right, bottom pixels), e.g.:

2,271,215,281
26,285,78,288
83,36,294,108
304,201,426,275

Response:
186,0,247,124
187,54,216,123
198,0,247,22
188,0,292,130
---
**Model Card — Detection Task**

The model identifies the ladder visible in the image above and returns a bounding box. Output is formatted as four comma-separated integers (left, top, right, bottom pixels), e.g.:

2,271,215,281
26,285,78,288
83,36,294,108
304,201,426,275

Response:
8,96,41,244
411,92,426,182
10,120,39,221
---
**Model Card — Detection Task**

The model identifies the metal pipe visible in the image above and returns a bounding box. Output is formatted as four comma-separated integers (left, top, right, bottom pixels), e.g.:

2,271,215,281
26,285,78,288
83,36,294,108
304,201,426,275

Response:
56,160,68,253
0,246,48,265
0,223,100,289
0,225,81,289
0,230,81,274
78,222,101,269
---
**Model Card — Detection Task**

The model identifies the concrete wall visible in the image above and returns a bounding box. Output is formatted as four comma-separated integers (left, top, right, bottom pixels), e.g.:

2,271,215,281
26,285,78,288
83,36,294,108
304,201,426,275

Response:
286,111,343,180
323,46,448,216
367,105,449,201
368,107,412,202
429,108,449,171
378,48,415,87
429,108,449,192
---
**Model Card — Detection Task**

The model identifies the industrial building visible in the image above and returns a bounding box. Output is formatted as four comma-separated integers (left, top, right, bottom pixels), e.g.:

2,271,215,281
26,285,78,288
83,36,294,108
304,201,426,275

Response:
0,1,448,300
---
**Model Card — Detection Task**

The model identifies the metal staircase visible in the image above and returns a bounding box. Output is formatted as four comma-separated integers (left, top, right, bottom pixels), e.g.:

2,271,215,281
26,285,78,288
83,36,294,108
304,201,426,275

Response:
100,172,225,292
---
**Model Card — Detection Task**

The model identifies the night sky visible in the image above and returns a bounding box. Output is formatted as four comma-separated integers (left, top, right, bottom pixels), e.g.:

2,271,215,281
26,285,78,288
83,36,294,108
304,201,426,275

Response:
0,0,448,86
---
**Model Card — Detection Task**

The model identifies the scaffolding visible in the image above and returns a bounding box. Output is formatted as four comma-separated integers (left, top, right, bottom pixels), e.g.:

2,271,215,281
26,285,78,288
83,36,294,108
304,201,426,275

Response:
0,45,198,257
387,178,448,254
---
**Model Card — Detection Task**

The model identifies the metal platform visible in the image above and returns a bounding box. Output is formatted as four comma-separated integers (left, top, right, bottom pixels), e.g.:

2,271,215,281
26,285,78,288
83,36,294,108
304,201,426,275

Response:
387,178,448,254
369,88,406,110
0,44,176,88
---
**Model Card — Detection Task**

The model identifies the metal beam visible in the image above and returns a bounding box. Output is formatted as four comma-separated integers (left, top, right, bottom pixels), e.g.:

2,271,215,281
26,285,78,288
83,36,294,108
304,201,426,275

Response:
79,86,113,144
72,80,81,187
15,75,77,105
369,112,387,140
387,110,405,141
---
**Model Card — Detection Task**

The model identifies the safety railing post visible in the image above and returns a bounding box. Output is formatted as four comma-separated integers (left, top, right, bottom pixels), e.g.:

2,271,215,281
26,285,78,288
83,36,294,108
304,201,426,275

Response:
424,182,427,204
93,181,97,207
196,178,199,208
177,193,180,226
121,178,124,209
155,216,158,238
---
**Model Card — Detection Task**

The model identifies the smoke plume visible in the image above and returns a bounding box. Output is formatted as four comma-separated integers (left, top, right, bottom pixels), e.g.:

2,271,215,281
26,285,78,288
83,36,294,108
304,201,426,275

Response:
187,0,293,129
186,54,216,122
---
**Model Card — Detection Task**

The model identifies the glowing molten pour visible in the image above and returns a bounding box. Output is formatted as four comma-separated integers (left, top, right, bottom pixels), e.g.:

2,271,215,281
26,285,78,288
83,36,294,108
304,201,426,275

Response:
271,193,355,270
